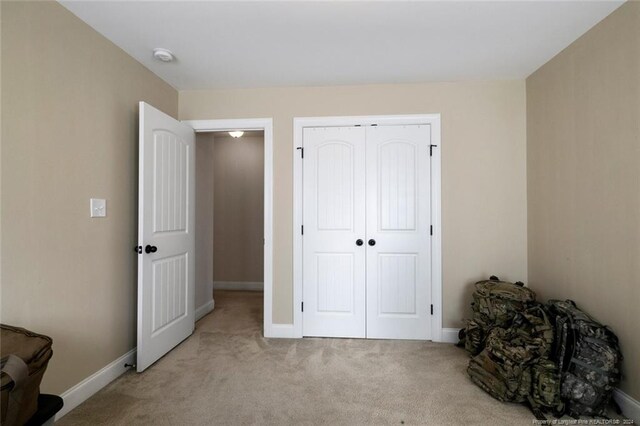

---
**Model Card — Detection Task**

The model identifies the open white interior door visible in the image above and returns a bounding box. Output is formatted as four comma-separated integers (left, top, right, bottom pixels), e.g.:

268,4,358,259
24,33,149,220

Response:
137,102,195,372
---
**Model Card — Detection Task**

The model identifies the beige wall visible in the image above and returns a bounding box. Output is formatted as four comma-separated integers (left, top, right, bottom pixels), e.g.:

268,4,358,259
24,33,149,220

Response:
0,1,178,394
180,81,528,326
213,133,265,286
195,133,215,307
527,1,639,400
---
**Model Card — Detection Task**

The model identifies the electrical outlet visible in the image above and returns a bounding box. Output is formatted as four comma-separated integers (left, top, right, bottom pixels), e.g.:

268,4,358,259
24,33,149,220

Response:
90,198,107,218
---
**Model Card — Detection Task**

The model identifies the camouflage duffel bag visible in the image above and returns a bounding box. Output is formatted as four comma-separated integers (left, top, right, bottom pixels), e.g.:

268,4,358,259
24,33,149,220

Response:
472,276,537,328
468,305,562,414
459,276,537,355
547,300,623,417
505,304,555,361
480,305,554,371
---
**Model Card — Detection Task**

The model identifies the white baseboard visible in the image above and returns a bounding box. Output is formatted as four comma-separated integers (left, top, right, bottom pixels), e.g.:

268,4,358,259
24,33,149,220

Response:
214,281,263,291
264,325,460,341
615,388,640,422
440,328,460,344
265,323,295,338
195,298,215,321
56,348,136,420
56,300,213,420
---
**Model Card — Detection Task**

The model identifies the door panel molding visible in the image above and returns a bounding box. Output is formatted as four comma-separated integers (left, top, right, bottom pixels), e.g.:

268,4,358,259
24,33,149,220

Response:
293,115,442,341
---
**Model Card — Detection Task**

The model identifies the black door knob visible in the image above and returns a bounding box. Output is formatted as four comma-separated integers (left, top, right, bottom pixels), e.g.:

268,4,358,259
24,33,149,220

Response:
145,245,158,254
368,239,376,246
356,239,364,246
134,245,142,254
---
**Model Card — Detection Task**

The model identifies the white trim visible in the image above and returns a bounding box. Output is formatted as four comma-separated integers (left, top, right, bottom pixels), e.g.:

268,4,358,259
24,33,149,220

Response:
56,349,136,420
614,389,640,422
292,114,443,341
429,116,443,342
213,281,264,291
182,118,270,133
265,324,296,338
439,328,460,344
195,298,215,321
292,120,304,339
183,118,274,339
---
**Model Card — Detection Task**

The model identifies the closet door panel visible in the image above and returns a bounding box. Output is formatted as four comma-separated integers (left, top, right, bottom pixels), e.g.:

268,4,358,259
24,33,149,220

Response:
302,126,366,338
366,125,432,340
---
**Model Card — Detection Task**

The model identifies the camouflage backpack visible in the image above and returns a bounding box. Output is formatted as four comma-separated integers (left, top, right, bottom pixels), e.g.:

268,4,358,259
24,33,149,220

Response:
547,300,623,417
467,305,564,417
460,276,537,355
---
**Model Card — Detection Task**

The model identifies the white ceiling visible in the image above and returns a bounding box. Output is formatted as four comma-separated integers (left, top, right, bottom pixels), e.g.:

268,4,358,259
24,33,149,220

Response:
59,1,624,91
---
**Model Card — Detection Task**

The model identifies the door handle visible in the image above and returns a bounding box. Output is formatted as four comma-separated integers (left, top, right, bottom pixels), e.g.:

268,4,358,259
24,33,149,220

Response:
356,239,364,246
145,245,158,254
368,239,376,246
134,245,142,254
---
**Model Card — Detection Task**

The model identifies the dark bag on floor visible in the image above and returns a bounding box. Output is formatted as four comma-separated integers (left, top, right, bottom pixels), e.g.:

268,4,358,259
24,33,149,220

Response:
1,325,53,426
459,276,537,355
547,300,622,417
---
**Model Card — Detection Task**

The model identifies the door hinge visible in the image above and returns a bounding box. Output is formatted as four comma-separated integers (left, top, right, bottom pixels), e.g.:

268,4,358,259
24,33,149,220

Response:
430,144,437,157
296,146,304,159
301,225,304,235
301,302,304,312
430,225,433,236
431,304,434,315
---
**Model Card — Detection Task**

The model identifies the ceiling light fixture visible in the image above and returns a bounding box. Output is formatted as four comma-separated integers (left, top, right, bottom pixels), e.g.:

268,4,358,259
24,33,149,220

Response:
153,48,175,63
229,131,244,138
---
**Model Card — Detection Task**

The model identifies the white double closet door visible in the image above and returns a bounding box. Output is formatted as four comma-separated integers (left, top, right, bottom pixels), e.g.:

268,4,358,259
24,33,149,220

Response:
302,124,432,340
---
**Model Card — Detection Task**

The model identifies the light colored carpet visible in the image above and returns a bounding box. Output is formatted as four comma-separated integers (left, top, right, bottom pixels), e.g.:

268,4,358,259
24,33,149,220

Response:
58,291,537,425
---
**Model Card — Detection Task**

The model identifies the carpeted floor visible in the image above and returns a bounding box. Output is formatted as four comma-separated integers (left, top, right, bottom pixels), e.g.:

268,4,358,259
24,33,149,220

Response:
58,291,537,425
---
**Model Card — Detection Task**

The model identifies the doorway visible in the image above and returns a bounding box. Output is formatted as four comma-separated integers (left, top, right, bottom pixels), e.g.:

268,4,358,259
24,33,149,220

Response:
185,118,274,337
196,130,265,325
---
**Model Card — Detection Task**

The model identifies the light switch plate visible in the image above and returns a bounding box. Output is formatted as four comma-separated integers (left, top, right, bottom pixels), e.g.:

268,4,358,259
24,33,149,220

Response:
90,198,107,218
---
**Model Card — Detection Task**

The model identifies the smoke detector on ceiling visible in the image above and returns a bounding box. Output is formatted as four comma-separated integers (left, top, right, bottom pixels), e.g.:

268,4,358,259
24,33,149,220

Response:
153,48,175,63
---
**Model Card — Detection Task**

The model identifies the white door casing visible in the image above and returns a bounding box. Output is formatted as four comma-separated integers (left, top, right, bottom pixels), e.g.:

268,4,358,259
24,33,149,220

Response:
365,125,431,340
302,127,367,338
137,102,196,372
181,118,274,338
